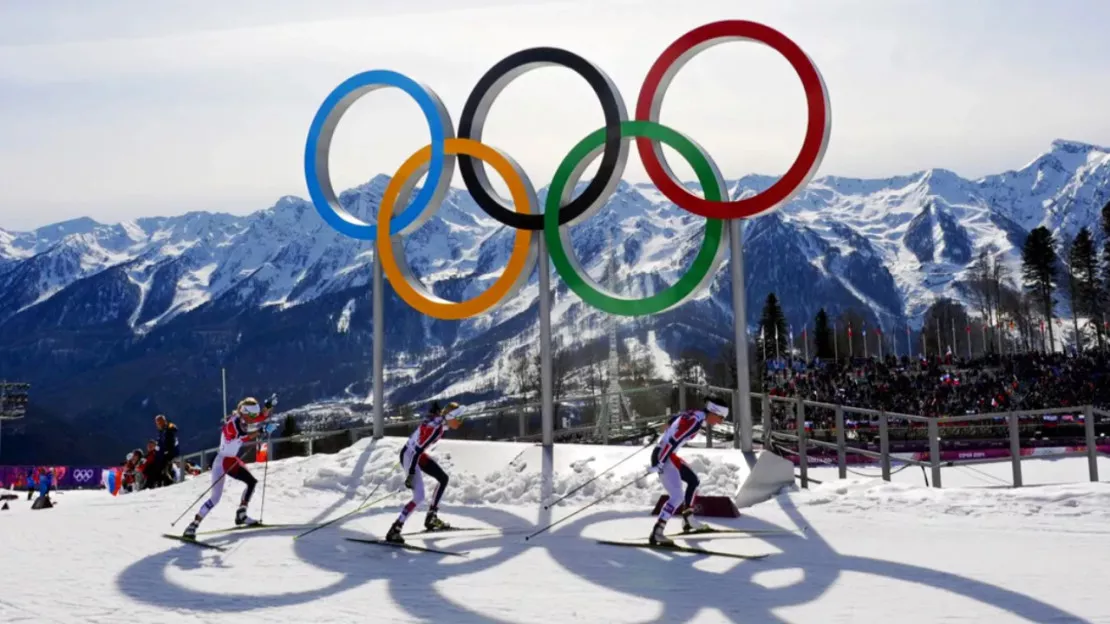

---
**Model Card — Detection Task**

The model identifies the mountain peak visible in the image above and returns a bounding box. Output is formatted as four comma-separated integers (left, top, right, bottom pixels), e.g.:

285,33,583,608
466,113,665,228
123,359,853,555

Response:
34,216,101,240
1050,139,1110,155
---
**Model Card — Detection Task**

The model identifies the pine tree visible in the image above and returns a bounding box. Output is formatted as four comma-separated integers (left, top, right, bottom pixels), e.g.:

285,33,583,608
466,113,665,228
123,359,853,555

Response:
757,293,788,360
1021,226,1059,351
814,308,834,359
1068,227,1103,350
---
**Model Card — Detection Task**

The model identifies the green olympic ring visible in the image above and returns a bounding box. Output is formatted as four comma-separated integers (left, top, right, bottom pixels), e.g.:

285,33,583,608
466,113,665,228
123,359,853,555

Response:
544,120,727,316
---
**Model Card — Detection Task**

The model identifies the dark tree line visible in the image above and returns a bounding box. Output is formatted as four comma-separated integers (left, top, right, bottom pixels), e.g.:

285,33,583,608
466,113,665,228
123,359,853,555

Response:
960,199,1110,354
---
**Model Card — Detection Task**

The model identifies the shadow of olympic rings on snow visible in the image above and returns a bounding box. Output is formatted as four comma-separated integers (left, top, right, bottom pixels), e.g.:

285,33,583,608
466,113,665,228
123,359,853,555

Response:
115,500,535,618
115,431,1085,623
543,498,1087,624
115,438,397,613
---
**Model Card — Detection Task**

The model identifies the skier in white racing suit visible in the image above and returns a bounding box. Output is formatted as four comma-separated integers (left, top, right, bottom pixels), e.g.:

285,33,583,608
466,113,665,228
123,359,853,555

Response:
183,395,277,538
648,395,728,545
385,400,465,543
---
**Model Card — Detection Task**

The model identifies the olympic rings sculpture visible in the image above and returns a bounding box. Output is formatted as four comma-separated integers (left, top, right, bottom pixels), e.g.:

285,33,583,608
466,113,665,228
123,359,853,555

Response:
304,20,830,319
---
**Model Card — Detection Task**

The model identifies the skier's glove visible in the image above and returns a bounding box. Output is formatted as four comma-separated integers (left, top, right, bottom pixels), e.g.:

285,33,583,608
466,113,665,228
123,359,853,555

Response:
264,393,278,410
405,474,413,489
649,464,663,475
263,422,279,435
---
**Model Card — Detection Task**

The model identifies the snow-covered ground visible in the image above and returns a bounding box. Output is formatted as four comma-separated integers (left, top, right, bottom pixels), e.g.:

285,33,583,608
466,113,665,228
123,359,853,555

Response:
1,438,1108,623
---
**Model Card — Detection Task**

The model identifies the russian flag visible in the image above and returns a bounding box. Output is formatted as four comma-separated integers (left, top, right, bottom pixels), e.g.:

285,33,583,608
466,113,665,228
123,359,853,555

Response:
103,468,122,496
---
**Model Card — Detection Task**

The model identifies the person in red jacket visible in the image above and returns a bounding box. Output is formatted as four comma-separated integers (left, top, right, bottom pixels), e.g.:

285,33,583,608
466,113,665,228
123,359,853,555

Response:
140,440,160,489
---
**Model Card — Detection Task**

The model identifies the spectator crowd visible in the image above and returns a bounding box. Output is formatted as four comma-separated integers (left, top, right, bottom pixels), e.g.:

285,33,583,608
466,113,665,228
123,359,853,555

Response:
762,351,1110,426
118,414,198,493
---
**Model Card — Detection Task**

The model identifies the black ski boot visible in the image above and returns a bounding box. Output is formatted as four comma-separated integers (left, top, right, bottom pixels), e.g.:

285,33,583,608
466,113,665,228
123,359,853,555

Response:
385,521,405,544
424,508,450,531
680,507,707,533
649,520,673,546
235,506,258,526
183,520,199,539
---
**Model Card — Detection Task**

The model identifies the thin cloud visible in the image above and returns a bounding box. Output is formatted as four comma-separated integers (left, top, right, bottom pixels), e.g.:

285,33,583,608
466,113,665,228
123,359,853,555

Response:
1,0,1109,230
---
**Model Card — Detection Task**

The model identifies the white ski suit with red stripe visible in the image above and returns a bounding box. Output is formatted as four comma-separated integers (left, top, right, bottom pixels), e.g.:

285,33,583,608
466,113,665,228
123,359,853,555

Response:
398,413,450,517
652,409,705,522
196,411,262,520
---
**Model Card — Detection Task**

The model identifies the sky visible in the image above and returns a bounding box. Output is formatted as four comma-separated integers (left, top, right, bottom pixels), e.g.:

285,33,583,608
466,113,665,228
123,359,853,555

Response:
2,0,1110,231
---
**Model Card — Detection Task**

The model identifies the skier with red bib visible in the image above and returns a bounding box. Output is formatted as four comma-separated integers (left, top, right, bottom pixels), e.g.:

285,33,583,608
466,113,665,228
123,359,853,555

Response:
183,394,277,538
648,395,728,545
385,400,465,543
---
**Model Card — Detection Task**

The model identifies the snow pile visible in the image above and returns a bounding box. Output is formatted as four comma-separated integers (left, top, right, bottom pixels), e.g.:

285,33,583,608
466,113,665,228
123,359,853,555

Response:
299,437,751,508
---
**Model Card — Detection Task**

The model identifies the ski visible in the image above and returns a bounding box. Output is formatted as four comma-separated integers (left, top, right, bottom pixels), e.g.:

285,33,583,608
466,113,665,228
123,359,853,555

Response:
293,493,395,540
162,534,226,551
345,537,468,557
596,539,768,560
667,525,807,539
197,522,309,536
402,526,489,537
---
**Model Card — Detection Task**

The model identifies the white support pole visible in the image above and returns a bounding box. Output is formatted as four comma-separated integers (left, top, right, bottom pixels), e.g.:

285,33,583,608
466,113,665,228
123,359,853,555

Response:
729,220,753,452
373,258,385,440
539,239,554,448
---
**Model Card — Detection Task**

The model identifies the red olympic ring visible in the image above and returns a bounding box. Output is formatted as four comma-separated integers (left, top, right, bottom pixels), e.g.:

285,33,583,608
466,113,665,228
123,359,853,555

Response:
635,20,831,220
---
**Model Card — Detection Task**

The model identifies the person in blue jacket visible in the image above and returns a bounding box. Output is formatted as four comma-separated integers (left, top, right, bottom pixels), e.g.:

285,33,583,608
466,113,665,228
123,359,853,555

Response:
38,468,53,497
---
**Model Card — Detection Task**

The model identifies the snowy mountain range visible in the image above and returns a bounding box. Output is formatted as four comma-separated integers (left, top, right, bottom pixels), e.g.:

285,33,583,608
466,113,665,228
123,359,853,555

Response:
2,138,1108,463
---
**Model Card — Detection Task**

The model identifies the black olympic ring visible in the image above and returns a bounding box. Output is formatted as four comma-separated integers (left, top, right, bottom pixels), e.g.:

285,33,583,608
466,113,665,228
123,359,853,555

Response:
457,46,629,231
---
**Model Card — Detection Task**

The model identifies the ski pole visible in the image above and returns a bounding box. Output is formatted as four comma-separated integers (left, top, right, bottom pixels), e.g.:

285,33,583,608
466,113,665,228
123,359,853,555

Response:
294,462,398,540
525,469,652,541
259,433,271,523
542,435,656,510
294,491,394,540
170,465,231,527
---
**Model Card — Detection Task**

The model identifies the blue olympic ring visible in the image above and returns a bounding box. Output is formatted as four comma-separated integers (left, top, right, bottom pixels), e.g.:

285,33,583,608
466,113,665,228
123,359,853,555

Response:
304,70,455,240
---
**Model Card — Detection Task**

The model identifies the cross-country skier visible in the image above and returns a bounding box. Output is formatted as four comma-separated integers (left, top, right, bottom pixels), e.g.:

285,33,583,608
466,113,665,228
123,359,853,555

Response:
647,395,728,546
183,394,277,538
385,401,465,543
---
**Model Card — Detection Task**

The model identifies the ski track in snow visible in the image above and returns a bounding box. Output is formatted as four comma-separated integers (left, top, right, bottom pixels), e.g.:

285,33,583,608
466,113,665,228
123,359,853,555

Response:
1,437,1107,623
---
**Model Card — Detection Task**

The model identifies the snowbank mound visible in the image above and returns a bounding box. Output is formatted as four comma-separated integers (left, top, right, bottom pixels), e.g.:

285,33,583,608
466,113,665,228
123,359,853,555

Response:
298,437,755,508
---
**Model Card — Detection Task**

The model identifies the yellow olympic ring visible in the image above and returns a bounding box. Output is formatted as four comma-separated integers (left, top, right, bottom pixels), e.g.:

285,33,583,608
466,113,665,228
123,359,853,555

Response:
376,138,539,320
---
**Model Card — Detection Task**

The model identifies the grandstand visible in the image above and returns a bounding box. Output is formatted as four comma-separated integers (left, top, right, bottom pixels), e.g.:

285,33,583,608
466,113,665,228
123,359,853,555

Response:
0,381,30,460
